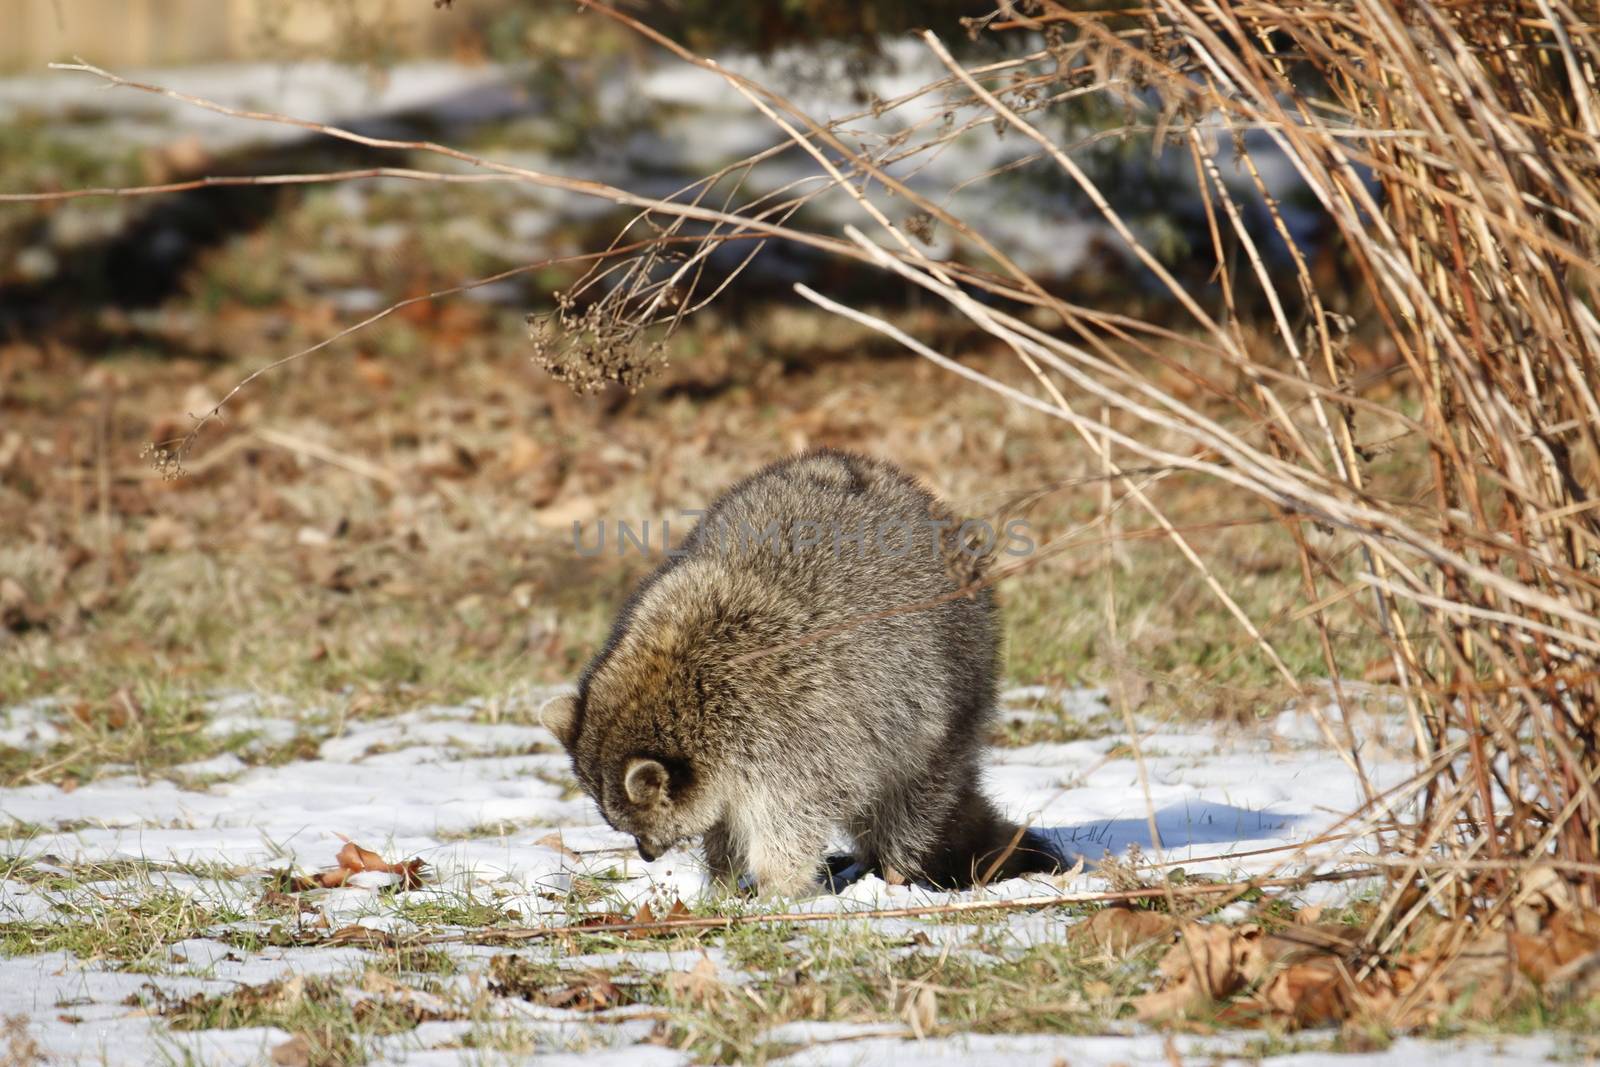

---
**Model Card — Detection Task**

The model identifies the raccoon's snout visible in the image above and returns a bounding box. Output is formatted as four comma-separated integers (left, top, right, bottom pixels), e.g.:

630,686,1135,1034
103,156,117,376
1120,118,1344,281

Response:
635,838,660,862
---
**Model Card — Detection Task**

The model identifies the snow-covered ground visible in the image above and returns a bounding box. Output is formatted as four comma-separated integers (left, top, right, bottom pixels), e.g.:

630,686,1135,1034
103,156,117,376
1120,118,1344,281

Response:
0,686,1570,1065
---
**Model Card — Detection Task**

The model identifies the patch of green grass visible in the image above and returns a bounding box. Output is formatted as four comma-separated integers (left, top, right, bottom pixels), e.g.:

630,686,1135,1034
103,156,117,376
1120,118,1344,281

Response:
0,820,55,841
431,820,537,842
988,704,1114,748
393,891,518,929
625,921,1155,1064
364,945,460,980
0,685,336,790
1414,990,1600,1046
153,973,441,1066
0,888,244,969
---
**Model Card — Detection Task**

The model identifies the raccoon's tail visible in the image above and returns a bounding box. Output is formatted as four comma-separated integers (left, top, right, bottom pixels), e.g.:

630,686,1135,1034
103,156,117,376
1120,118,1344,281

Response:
917,779,1069,889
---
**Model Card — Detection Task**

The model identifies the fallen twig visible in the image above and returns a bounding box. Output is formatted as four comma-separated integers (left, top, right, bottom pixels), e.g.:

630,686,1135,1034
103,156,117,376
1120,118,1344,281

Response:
415,867,1380,945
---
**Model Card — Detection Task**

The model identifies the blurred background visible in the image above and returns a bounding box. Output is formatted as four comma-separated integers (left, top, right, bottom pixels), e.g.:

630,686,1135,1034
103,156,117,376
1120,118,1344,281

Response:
0,0,1366,774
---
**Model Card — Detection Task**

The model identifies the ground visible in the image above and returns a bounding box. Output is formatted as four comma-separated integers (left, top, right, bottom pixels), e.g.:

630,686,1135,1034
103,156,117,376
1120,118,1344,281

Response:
2,50,1592,1067
6,684,1588,1065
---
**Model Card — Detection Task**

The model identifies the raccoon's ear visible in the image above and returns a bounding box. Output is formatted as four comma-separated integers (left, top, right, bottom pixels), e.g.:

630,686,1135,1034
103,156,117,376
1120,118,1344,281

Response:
539,693,579,745
624,757,669,806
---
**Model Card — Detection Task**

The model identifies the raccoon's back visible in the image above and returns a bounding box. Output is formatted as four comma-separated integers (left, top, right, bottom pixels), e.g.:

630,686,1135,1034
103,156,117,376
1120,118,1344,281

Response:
677,450,999,731
686,449,985,613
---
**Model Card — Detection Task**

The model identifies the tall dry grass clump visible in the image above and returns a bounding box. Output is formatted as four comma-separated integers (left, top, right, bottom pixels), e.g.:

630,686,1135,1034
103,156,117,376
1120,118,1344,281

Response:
1094,0,1600,918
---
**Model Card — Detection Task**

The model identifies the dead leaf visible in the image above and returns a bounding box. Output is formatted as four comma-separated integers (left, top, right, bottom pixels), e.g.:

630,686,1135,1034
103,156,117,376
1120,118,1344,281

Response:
270,1034,311,1067
290,838,427,891
1253,958,1390,1029
535,832,581,861
1508,908,1600,984
360,969,407,995
308,552,358,593
574,899,696,938
546,972,622,1012
1547,948,1600,1002
269,976,308,1008
259,889,317,915
327,925,396,948
0,576,45,633
899,983,938,1038
354,351,393,391
533,495,596,529
665,956,725,1007
1135,922,1261,1022
1361,657,1400,684
141,515,194,553
1069,907,1178,955
104,688,142,730
140,135,211,184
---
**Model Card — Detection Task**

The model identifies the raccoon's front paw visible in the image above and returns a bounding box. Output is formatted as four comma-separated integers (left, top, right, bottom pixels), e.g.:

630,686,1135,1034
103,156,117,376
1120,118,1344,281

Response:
702,869,756,897
751,865,827,900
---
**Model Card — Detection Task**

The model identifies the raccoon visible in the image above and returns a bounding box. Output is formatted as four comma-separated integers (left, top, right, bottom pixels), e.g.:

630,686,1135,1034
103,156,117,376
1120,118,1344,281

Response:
540,449,1061,895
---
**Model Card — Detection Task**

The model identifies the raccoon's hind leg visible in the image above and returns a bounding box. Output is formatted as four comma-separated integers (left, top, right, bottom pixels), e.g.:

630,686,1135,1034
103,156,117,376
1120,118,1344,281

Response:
919,772,1064,888
853,774,955,887
862,761,1061,888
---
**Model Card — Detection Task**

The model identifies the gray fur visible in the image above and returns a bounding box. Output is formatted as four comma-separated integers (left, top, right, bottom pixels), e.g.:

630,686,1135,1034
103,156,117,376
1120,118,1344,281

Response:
544,449,1060,895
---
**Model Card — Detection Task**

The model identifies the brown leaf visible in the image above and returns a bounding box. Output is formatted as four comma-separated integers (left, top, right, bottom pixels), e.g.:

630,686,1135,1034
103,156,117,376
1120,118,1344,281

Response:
1547,948,1600,1002
532,495,596,530
259,889,317,915
104,688,142,731
1253,958,1391,1028
546,972,622,1012
309,867,351,890
332,837,426,888
1394,930,1535,1025
1361,657,1400,684
327,924,396,948
1070,907,1177,955
535,832,581,861
354,352,393,391
309,553,358,593
0,576,45,633
665,956,726,1007
1135,922,1262,1022
1512,867,1576,934
270,1034,311,1067
1545,908,1600,970
291,839,427,892
899,983,938,1038
141,515,194,554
